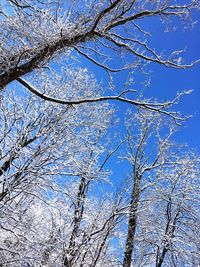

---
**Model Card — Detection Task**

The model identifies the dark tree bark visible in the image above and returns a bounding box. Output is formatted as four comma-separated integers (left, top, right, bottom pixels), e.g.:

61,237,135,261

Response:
123,172,141,267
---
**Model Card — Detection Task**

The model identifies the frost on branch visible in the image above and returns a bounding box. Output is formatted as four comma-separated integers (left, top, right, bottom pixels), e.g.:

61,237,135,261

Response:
0,0,199,92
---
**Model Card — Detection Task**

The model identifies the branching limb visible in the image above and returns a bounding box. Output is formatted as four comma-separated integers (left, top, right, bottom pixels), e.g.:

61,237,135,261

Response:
17,77,190,123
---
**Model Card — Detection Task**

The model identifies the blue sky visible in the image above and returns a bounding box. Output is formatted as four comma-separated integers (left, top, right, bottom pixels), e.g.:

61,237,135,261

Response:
2,0,199,150
142,11,200,149
84,11,200,185
73,11,200,152
4,1,199,184
98,13,200,150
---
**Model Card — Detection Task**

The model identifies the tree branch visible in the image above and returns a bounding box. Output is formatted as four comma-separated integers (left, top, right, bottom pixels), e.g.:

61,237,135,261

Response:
17,77,190,123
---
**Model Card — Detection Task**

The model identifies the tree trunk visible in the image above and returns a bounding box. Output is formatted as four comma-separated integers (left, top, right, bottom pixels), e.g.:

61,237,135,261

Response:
157,247,168,267
63,177,89,267
123,172,140,267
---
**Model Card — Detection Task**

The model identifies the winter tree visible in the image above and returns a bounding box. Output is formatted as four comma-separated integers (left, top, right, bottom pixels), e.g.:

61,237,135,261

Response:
120,110,200,267
0,0,199,113
0,0,199,267
0,69,120,266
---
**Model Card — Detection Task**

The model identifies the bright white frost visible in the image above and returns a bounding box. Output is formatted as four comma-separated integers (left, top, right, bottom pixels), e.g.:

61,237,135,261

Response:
0,1,200,267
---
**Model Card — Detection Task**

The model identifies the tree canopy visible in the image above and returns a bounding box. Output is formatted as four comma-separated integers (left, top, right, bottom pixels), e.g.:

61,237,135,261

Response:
0,1,199,267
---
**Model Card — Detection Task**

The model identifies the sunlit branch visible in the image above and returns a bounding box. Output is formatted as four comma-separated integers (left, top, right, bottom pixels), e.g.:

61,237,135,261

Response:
17,77,190,124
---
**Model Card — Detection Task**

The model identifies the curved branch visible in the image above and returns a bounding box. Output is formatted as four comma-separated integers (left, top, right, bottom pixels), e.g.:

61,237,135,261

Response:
17,77,189,123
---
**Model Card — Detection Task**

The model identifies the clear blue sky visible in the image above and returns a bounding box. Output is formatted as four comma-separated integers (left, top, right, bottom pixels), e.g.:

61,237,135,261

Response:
142,12,200,149
5,1,199,183
79,11,200,184
75,12,200,151
91,12,200,149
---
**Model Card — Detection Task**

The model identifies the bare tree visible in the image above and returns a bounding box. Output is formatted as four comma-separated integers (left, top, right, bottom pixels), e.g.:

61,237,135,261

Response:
144,152,200,267
120,110,200,267
121,110,173,267
0,68,119,266
0,0,199,114
0,74,199,267
0,1,199,267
